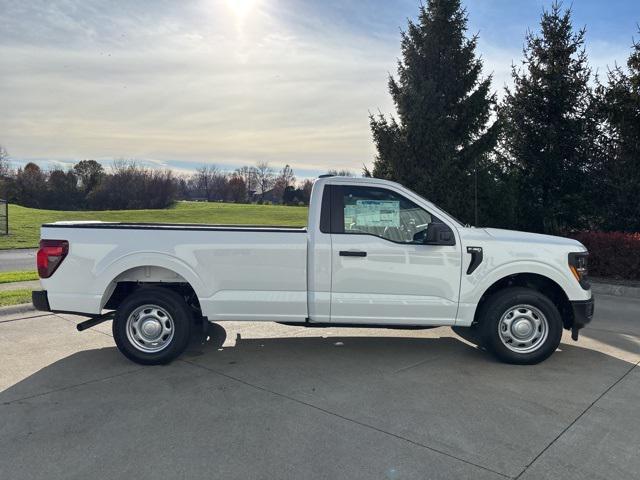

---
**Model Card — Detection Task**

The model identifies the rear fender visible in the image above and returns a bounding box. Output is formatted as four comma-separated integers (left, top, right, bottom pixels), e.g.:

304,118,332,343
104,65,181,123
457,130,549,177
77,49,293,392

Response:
96,253,207,310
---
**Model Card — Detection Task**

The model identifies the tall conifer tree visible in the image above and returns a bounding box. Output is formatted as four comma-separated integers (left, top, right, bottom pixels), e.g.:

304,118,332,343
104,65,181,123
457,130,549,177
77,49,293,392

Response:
599,35,640,231
371,0,497,224
499,3,598,233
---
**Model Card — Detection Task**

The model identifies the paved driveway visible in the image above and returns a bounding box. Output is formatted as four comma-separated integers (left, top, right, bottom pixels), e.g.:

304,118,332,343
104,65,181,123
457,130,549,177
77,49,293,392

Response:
1,294,638,480
0,248,36,272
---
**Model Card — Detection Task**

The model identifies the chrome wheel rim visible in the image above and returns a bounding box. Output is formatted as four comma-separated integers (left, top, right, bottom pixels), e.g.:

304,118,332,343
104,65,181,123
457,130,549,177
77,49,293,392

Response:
126,304,174,353
498,304,548,354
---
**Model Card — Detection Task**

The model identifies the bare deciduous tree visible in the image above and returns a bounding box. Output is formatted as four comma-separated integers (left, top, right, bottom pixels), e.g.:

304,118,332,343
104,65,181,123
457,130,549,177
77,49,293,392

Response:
235,166,258,198
301,179,313,203
326,169,354,177
255,161,274,202
195,165,220,202
272,164,296,202
0,145,9,177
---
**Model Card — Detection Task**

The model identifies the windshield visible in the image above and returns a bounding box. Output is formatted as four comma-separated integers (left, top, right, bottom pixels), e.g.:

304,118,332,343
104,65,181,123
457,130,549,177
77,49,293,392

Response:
403,185,466,227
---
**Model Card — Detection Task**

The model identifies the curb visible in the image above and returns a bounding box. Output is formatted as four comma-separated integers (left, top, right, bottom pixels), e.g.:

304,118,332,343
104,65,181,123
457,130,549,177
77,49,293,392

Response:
591,281,640,299
0,303,36,317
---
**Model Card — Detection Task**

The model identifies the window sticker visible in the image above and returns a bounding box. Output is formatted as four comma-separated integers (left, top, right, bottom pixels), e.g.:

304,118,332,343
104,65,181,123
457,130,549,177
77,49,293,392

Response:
344,200,400,228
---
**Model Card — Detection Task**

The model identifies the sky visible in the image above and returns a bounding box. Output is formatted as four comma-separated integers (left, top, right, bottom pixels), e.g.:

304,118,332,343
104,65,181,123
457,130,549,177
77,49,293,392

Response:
0,0,638,178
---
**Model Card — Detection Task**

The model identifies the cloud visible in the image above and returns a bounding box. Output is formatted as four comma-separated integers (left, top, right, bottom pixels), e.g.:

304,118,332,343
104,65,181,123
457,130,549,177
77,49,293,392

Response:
0,0,399,175
0,0,635,175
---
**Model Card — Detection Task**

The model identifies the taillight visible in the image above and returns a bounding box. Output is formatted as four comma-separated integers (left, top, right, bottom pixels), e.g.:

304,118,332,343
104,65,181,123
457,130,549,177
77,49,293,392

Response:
37,240,69,278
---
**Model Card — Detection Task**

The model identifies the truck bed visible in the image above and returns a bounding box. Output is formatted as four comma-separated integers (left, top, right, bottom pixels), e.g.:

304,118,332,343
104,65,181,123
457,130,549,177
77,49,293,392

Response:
40,222,309,321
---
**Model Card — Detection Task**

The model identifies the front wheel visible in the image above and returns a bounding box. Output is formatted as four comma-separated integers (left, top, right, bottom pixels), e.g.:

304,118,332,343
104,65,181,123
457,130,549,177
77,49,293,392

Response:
113,286,192,365
479,287,563,365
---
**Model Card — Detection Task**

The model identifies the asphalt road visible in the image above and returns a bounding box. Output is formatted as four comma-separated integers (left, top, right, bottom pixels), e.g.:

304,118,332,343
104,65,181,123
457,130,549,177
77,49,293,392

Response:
1,293,638,480
0,248,36,272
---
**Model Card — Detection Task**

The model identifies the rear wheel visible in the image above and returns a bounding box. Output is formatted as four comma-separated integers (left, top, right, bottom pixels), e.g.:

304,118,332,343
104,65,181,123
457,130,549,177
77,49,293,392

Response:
113,286,192,365
479,287,563,364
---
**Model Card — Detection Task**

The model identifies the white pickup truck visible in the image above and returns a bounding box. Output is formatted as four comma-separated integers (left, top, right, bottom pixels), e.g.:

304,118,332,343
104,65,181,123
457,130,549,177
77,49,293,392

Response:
32,176,593,365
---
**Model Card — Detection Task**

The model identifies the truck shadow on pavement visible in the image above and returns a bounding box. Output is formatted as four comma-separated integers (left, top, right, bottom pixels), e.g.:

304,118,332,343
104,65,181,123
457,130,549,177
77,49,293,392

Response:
1,323,638,480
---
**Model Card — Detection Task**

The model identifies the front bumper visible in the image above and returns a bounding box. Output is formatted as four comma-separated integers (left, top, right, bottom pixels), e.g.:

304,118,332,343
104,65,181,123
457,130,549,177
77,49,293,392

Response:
32,290,51,312
570,297,595,329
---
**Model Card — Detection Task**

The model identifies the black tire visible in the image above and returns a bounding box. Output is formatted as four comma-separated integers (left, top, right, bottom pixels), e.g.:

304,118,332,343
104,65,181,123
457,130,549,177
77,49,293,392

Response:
113,286,192,365
478,287,563,365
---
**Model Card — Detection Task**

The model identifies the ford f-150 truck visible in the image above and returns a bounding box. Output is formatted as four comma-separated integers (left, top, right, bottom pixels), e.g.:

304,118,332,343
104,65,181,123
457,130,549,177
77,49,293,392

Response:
32,176,594,365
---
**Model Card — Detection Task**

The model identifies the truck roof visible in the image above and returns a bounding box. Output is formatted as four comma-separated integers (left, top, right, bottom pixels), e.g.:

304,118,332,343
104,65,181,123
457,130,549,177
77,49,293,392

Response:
316,176,403,188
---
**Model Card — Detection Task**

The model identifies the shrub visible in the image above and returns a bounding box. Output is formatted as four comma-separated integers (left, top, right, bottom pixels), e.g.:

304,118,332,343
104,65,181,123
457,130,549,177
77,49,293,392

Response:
569,231,640,280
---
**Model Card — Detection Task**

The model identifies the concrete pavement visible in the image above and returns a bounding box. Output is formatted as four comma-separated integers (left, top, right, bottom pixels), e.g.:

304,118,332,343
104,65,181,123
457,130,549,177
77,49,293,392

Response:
0,248,36,272
0,293,638,480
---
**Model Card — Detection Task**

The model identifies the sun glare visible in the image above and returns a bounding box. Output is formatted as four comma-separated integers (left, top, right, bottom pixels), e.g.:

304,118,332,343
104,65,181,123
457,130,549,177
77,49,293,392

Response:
225,0,257,18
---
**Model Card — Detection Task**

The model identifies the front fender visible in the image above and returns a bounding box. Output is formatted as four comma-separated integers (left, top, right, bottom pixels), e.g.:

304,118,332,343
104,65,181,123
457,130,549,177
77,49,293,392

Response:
456,260,589,326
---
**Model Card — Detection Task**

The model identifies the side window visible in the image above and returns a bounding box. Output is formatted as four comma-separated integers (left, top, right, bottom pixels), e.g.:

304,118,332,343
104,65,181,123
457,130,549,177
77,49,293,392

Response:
338,186,434,244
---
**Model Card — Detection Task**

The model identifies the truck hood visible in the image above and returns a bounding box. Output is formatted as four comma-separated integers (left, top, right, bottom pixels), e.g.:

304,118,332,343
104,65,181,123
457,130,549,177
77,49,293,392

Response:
483,228,585,249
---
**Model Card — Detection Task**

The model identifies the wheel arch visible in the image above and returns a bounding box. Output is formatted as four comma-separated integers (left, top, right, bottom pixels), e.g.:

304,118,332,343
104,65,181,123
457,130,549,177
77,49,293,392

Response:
96,254,207,312
472,272,574,330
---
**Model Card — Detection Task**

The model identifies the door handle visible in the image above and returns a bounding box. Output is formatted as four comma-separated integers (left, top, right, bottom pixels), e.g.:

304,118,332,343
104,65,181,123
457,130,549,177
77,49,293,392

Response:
339,250,367,257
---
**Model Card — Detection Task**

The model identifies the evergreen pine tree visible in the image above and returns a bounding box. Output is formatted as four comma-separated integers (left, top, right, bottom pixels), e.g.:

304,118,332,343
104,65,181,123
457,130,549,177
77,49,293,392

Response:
370,0,497,224
599,34,640,231
499,3,598,233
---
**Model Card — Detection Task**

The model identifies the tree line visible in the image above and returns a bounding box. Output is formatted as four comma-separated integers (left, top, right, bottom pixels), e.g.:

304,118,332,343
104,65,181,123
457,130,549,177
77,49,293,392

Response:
0,159,176,210
369,0,640,234
0,157,324,210
184,162,315,205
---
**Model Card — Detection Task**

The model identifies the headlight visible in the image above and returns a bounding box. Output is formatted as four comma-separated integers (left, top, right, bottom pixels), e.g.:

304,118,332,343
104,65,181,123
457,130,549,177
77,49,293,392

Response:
568,252,589,289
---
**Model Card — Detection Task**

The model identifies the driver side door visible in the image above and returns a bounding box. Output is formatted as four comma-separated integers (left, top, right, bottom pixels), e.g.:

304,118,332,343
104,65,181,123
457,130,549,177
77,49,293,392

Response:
329,185,462,325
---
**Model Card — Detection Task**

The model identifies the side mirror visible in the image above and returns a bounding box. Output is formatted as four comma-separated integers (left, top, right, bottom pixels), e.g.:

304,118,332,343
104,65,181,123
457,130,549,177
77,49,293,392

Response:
423,222,455,245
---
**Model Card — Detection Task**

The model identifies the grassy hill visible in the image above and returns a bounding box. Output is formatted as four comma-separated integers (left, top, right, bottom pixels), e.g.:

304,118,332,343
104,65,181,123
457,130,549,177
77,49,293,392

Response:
0,201,309,250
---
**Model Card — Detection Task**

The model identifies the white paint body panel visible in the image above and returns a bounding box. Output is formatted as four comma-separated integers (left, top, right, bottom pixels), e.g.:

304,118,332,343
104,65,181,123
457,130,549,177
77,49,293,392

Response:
40,177,591,327
42,226,308,321
330,234,461,325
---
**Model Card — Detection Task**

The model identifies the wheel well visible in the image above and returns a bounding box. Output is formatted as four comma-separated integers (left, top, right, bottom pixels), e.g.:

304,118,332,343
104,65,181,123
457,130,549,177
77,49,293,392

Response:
103,265,201,314
474,273,573,329
105,281,202,316
103,266,202,317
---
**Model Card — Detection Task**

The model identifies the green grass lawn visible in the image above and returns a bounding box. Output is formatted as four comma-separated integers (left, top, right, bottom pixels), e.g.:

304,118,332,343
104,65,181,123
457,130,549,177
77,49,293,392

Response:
0,270,39,284
0,201,309,250
0,289,32,307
